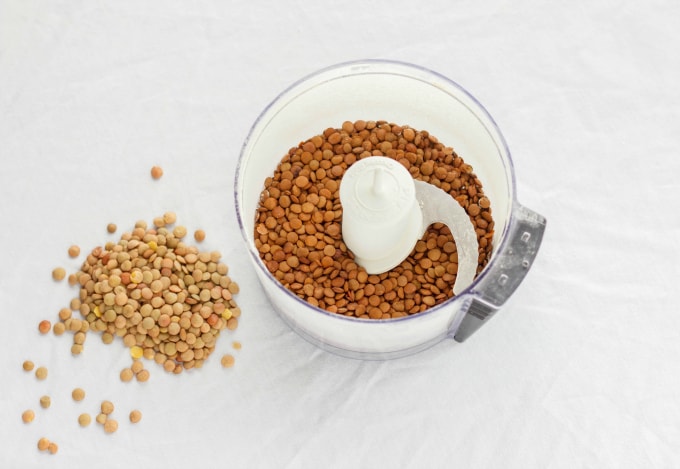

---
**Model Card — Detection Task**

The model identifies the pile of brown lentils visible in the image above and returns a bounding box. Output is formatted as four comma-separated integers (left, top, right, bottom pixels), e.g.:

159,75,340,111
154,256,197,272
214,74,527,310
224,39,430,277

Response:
23,168,243,456
254,120,494,319
61,215,241,373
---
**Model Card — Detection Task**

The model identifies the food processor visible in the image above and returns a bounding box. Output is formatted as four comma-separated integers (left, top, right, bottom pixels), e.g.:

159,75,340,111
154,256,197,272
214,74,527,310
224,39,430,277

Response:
235,59,546,359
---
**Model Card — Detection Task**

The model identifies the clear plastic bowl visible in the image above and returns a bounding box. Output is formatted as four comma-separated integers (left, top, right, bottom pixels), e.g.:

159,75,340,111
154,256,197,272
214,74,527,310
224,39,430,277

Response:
235,59,546,359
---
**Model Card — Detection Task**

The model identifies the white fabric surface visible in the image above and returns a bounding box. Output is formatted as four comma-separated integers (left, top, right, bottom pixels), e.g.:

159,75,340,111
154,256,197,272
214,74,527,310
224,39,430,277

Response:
1,1,679,467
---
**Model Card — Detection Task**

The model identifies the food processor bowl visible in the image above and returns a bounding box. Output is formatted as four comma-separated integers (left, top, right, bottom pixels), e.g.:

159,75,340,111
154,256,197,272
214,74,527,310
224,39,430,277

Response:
235,59,546,359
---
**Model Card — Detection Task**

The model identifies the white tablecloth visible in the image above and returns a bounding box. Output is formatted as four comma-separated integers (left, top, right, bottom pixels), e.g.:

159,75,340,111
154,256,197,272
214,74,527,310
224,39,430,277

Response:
2,1,679,467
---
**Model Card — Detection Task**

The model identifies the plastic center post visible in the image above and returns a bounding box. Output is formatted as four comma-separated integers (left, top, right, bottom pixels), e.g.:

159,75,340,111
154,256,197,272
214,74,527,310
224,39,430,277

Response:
340,157,423,274
340,156,479,295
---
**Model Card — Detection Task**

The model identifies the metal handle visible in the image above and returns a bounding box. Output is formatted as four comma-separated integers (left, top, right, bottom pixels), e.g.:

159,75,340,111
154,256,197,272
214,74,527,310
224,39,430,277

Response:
452,203,547,342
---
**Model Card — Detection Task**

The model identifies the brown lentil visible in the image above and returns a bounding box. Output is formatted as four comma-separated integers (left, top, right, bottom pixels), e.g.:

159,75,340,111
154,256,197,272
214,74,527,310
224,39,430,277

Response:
37,437,50,451
107,223,117,234
100,400,114,415
68,273,78,285
52,267,66,281
72,388,85,402
221,354,235,368
39,395,51,409
22,409,35,423
104,418,118,433
47,442,58,454
255,120,494,319
22,360,34,372
68,245,81,258
120,368,134,382
35,367,48,380
95,413,107,425
78,413,92,427
129,410,142,423
194,229,206,242
38,320,51,334
131,360,144,375
150,165,163,179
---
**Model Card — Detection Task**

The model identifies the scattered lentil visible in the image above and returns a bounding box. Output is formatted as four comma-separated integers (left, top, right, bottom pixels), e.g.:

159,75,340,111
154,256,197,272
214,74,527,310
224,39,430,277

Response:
47,442,58,454
22,360,34,372
39,395,51,409
221,354,235,368
104,419,118,433
100,400,114,415
129,410,142,424
35,367,48,380
136,369,150,382
78,413,91,427
232,341,242,350
38,320,51,334
194,229,206,242
107,223,117,234
58,307,71,321
95,413,107,425
131,360,144,375
72,388,85,402
120,368,134,382
68,245,81,258
52,267,66,281
68,273,79,286
37,437,50,451
164,211,177,225
255,120,494,319
150,165,163,180
22,409,35,423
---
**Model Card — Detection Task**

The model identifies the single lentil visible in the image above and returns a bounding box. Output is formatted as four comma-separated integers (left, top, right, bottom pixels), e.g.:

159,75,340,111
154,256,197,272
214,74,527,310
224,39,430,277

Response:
78,413,92,427
52,267,66,281
194,229,206,242
151,165,163,179
163,212,177,225
22,360,34,372
131,360,144,375
72,388,85,402
58,307,71,321
39,395,51,409
120,368,134,382
35,367,48,380
101,400,114,415
130,346,143,359
129,410,142,423
22,409,35,423
48,442,58,454
136,369,150,382
68,273,78,286
104,418,118,433
38,320,51,334
107,223,117,234
95,413,107,425
221,354,235,368
68,245,81,258
37,437,50,451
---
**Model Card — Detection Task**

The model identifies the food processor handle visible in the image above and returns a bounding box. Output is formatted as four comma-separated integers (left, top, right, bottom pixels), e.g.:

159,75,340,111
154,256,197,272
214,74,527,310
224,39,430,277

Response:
451,203,547,342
